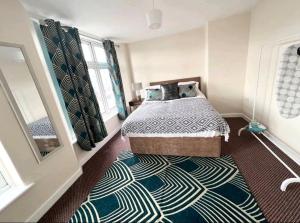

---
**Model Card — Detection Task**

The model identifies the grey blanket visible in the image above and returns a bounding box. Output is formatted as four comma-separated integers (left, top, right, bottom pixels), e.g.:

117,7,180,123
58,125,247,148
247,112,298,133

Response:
28,117,56,137
122,98,230,140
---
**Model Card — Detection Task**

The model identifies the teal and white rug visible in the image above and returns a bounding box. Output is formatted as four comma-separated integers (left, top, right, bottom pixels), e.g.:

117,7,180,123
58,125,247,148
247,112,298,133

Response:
70,151,266,223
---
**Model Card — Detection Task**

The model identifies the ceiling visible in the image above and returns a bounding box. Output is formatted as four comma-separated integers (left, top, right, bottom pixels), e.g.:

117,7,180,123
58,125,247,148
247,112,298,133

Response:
21,0,257,43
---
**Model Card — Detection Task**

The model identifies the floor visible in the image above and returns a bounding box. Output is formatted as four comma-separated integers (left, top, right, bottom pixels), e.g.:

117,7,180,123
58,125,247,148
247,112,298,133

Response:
39,118,300,223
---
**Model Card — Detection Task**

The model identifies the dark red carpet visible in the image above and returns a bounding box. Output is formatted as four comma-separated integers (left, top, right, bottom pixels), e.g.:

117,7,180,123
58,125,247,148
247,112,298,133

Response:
39,118,300,223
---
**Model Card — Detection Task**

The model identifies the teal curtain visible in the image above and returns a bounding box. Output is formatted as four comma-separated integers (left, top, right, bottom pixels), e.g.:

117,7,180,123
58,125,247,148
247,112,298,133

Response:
33,21,75,140
103,40,128,120
40,19,107,150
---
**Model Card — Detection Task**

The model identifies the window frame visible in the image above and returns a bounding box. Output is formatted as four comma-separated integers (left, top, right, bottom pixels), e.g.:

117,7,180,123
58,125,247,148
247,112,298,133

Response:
80,36,117,119
0,140,33,212
0,166,10,196
0,140,20,194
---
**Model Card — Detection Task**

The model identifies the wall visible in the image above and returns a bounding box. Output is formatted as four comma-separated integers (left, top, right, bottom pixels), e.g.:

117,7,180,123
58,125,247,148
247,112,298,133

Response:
243,0,300,153
116,43,135,103
206,12,251,113
0,0,81,221
0,61,46,123
128,28,206,91
126,14,251,113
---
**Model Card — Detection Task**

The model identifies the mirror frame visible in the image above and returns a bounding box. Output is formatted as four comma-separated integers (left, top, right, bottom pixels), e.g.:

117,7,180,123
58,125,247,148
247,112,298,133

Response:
0,42,63,163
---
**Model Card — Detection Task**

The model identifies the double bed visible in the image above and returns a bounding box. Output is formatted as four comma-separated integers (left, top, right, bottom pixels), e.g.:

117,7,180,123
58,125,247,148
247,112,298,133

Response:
122,77,230,157
27,117,59,152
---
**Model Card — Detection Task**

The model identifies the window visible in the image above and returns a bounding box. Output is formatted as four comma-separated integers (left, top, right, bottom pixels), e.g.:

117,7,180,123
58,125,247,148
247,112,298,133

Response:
0,171,9,196
0,140,32,211
0,142,11,197
81,37,117,119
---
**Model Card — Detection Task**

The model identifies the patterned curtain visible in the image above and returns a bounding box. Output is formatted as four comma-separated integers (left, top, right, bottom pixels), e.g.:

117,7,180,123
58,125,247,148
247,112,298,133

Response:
103,40,128,120
40,19,107,151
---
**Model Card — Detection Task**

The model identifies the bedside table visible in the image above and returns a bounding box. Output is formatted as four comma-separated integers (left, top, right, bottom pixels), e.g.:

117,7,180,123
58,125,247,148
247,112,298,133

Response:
129,99,143,112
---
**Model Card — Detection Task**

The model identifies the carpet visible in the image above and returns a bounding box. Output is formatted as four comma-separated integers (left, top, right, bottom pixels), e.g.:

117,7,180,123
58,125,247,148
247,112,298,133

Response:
69,151,266,223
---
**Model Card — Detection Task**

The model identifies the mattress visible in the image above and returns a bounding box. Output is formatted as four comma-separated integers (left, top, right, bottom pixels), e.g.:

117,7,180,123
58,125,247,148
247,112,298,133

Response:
122,96,230,141
27,117,56,139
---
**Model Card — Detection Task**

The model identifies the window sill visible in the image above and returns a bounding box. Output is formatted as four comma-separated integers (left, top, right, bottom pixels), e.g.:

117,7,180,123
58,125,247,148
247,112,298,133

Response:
70,111,118,145
0,183,34,212
103,110,118,122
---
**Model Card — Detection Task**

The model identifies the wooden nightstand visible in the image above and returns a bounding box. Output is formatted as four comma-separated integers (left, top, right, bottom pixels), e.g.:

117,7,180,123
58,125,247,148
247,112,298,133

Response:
129,99,143,112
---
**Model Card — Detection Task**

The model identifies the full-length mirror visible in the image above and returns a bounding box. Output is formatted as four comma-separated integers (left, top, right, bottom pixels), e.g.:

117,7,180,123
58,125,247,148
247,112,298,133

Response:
0,45,60,160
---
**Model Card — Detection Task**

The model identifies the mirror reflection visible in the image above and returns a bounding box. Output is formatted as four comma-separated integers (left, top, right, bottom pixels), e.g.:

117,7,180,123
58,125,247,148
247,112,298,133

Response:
0,45,60,158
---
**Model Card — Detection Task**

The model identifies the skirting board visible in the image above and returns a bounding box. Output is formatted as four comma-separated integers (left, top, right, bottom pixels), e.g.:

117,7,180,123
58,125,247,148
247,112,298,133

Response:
222,113,300,166
262,131,300,166
26,168,82,222
221,113,245,118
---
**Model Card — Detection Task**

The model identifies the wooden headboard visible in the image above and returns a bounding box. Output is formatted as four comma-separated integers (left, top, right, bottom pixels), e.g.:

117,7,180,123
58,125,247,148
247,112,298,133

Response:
150,77,201,90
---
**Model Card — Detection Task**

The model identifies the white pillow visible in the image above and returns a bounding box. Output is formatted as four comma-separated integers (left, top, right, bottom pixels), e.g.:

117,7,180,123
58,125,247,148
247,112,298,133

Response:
141,85,161,98
196,89,206,98
145,85,161,90
178,81,205,98
178,81,199,89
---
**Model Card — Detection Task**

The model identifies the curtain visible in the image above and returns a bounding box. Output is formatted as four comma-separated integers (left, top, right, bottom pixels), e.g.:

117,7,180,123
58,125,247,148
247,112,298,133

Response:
40,19,107,151
103,40,128,120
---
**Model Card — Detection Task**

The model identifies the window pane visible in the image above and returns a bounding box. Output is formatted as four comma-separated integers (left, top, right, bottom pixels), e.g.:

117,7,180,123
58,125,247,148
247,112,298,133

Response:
100,69,116,109
82,42,93,62
0,171,8,190
94,46,107,64
106,94,116,109
88,69,106,113
0,168,9,195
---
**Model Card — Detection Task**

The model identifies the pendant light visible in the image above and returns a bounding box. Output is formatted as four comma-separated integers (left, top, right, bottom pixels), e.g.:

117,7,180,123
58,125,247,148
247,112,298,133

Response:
146,0,162,29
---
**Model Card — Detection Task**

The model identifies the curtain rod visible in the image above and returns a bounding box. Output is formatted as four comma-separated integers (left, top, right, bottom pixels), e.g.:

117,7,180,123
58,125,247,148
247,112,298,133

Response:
79,32,120,48
36,17,120,48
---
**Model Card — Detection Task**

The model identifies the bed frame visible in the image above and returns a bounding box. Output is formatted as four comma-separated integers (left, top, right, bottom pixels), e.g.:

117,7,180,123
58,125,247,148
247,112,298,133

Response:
129,76,221,157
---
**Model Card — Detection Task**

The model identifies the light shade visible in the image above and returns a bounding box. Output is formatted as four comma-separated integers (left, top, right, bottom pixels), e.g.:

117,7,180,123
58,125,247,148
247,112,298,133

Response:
146,8,162,29
132,82,143,91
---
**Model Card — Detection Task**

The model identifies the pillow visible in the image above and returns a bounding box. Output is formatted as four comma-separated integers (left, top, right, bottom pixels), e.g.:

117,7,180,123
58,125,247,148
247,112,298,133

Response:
178,81,200,89
179,83,197,98
141,85,160,98
161,83,179,100
145,88,162,101
145,85,161,90
196,89,206,98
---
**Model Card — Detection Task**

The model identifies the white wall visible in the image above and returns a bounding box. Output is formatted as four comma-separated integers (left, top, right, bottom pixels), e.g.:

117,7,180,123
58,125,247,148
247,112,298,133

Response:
0,61,46,124
128,28,206,91
0,0,81,221
206,12,251,113
126,13,251,114
116,44,135,103
243,0,300,153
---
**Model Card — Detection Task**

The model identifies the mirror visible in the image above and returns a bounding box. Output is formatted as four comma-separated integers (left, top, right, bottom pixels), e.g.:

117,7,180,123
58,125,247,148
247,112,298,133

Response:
0,45,60,160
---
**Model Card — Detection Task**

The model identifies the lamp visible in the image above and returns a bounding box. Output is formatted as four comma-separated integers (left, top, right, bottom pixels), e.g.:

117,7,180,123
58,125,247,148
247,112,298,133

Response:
132,82,143,101
146,0,162,29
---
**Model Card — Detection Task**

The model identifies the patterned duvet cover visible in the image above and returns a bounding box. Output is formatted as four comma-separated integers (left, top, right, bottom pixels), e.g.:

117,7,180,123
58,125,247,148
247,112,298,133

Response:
122,97,230,141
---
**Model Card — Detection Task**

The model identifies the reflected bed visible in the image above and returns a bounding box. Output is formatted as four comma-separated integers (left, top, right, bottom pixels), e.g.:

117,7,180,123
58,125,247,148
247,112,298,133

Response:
28,117,59,151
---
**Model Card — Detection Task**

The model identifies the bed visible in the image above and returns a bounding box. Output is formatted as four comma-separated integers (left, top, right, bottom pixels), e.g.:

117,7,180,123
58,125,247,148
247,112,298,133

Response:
27,117,59,152
122,77,230,157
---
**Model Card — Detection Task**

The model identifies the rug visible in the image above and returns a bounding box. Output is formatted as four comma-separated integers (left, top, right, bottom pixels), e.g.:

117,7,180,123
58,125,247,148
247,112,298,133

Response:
69,151,266,223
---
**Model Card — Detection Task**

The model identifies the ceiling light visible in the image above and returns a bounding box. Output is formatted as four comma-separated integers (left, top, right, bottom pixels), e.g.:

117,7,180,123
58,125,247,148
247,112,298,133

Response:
146,0,162,29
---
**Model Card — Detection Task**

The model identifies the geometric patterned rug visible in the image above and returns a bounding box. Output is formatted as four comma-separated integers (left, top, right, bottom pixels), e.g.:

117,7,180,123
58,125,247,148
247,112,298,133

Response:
69,151,266,223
